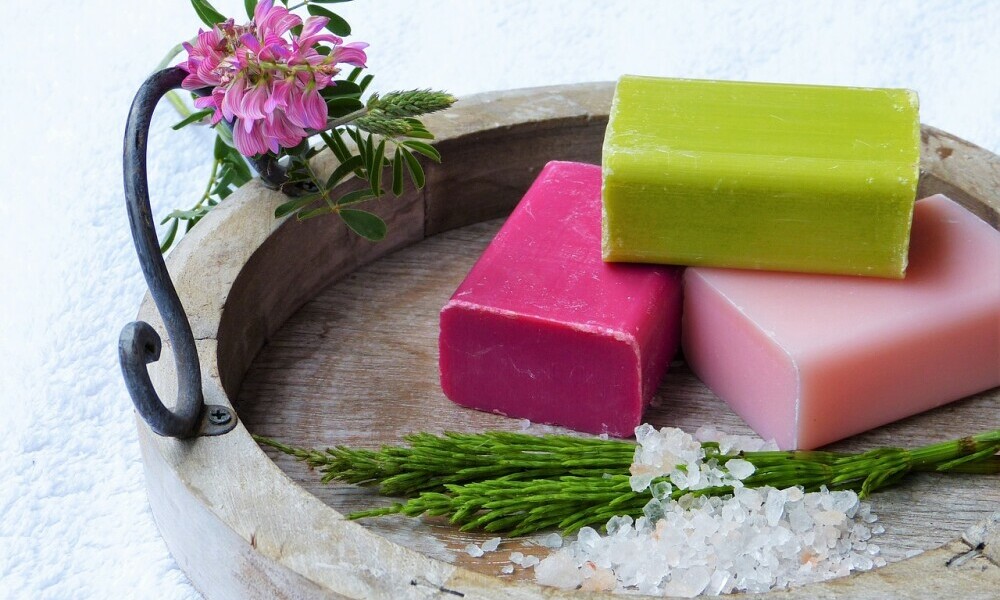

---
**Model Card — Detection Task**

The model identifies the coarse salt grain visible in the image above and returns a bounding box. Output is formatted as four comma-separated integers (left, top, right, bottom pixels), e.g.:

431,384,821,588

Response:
530,425,885,596
481,537,502,552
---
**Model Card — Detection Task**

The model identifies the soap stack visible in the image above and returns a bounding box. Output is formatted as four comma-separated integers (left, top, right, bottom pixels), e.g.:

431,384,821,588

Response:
439,76,1000,450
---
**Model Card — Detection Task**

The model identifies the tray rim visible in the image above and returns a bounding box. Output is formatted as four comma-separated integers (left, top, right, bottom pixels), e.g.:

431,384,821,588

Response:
136,82,1000,600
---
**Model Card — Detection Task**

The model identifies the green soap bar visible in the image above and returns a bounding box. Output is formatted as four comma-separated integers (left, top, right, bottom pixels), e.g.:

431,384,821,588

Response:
601,76,920,278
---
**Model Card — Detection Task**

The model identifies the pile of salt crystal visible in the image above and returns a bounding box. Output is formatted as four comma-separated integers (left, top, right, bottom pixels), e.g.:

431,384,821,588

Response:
529,425,886,596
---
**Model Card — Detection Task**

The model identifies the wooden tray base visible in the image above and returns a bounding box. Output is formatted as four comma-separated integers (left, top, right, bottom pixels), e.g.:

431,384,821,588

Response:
137,83,999,599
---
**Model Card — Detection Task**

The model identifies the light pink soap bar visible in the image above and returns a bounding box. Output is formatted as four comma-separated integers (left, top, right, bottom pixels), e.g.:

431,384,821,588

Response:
440,161,683,437
683,195,1000,450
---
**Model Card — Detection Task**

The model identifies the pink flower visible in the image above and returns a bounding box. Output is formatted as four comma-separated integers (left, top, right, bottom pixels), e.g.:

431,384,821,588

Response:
179,1,368,157
286,85,327,130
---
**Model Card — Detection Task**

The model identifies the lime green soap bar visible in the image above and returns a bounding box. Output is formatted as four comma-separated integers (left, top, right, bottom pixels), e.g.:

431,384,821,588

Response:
601,76,920,278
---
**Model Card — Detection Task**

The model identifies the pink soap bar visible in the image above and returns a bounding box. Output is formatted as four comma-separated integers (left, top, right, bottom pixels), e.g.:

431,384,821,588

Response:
683,195,1000,450
439,161,683,437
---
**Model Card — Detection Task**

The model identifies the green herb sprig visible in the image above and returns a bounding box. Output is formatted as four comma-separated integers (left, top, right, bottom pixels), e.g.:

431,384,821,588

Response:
256,429,1000,536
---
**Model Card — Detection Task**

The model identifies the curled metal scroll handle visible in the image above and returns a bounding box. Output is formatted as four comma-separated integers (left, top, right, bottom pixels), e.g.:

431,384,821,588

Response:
119,67,239,438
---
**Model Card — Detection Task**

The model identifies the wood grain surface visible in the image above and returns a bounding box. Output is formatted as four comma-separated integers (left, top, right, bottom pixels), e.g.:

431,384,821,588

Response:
235,216,1000,580
136,82,1000,600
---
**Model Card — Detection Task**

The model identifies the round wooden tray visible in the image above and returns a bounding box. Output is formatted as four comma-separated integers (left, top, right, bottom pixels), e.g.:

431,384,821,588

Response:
138,83,999,599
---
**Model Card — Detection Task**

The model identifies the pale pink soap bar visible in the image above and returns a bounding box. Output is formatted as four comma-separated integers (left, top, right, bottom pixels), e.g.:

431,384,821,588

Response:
440,161,683,437
683,195,1000,450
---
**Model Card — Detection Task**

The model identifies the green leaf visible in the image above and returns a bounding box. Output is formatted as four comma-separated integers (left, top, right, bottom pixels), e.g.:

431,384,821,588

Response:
172,109,213,130
307,5,351,36
335,131,361,175
358,74,374,93
344,127,364,154
190,0,226,27
369,139,386,196
333,188,377,207
325,96,365,118
346,67,363,82
401,149,425,188
392,147,404,195
213,135,229,161
339,209,386,241
244,0,257,18
227,153,253,182
274,192,324,218
163,208,209,221
297,205,336,220
401,140,442,162
159,219,179,253
321,81,362,98
213,168,236,194
319,132,348,163
362,133,375,175
325,155,365,188
213,123,235,147
400,119,435,140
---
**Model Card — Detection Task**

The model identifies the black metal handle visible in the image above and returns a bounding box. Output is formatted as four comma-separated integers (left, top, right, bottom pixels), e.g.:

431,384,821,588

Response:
120,67,238,438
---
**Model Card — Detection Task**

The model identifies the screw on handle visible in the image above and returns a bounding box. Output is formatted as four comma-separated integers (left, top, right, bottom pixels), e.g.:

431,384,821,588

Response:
119,67,237,438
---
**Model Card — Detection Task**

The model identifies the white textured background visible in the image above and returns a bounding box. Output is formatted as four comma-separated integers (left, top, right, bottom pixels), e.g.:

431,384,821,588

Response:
1,1,998,598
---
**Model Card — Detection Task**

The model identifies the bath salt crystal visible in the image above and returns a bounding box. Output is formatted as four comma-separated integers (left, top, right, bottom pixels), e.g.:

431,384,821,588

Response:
764,488,787,526
577,527,601,549
831,490,860,516
606,515,633,537
509,551,525,566
725,459,755,480
529,425,886,596
694,425,720,442
534,550,583,589
537,532,563,548
522,555,541,568
500,565,514,575
481,537,502,552
629,473,655,492
464,543,484,558
651,480,673,500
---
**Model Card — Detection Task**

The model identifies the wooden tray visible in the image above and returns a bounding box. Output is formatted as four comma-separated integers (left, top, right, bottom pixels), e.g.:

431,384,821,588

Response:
137,83,999,599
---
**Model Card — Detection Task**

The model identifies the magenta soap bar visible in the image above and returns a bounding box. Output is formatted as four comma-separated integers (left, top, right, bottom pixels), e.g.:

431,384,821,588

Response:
439,161,683,437
682,195,1000,450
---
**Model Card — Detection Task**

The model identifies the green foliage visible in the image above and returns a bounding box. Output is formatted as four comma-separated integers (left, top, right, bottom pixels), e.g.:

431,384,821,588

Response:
190,0,226,27
160,135,252,252
257,429,1000,536
307,5,351,36
265,75,454,242
171,109,213,130
161,0,456,252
